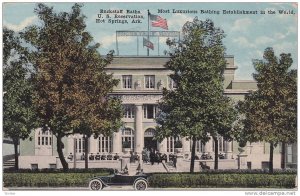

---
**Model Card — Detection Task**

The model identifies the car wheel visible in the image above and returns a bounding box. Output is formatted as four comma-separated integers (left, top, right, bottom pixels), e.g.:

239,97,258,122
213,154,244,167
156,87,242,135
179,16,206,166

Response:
134,179,148,191
89,179,103,190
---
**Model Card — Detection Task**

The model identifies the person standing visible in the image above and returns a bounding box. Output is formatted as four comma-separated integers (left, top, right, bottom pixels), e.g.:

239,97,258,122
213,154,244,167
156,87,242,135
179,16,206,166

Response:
150,148,155,165
173,153,178,168
146,148,150,163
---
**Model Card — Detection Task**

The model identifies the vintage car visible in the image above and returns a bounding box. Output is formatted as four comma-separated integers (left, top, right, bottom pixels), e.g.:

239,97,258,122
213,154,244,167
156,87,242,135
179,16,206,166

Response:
89,170,149,191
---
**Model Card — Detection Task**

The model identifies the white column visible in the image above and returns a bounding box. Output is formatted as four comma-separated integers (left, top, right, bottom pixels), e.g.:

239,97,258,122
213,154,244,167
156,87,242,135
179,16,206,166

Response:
67,136,74,155
158,138,167,153
135,104,143,153
182,137,191,154
225,141,233,159
205,136,214,155
112,130,122,154
89,137,97,153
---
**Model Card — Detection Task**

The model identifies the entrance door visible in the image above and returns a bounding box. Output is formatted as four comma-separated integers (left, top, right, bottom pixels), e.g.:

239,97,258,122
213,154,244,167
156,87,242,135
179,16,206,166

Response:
144,128,157,150
144,137,157,151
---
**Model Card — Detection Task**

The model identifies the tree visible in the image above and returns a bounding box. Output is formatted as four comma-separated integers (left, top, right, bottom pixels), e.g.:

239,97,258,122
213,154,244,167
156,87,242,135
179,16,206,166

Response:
236,48,297,173
156,17,236,172
22,3,122,171
3,28,37,170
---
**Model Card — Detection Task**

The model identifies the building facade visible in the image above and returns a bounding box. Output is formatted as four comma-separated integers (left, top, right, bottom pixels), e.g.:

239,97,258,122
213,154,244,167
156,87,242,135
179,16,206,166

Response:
17,56,296,170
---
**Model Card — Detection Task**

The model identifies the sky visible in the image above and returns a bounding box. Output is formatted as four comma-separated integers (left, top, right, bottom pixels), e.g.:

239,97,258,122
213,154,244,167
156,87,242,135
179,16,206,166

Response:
2,2,298,80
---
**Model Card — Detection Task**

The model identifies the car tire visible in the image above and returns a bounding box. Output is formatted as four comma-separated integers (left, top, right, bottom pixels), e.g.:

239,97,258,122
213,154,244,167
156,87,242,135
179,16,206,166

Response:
89,179,103,190
134,179,148,191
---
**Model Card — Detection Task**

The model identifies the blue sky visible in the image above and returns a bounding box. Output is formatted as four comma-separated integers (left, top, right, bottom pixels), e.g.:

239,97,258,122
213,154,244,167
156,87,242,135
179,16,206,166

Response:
3,2,298,80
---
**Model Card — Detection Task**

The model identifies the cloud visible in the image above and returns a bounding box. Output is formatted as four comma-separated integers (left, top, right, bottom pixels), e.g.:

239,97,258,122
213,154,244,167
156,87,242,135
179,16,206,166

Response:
4,16,37,32
233,36,256,48
231,18,252,32
255,36,274,45
274,32,286,40
167,14,193,30
99,34,134,48
273,42,296,54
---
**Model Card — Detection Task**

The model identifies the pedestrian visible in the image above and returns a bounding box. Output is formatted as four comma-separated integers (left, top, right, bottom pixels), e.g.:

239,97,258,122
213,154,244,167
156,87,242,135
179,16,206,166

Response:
155,151,161,165
173,152,178,168
142,148,146,163
130,151,134,163
150,148,155,165
146,148,150,163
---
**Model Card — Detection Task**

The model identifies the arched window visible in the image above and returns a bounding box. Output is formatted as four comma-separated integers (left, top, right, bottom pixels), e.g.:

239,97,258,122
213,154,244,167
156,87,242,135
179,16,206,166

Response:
37,130,52,146
144,128,155,137
122,128,135,150
98,135,112,153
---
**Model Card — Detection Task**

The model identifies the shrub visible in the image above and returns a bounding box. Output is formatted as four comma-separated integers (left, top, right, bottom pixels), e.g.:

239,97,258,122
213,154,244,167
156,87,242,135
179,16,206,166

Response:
148,173,296,188
3,172,111,187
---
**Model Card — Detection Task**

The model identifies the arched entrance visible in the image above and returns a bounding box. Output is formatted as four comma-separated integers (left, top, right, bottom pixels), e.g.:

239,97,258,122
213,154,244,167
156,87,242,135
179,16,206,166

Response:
144,128,157,151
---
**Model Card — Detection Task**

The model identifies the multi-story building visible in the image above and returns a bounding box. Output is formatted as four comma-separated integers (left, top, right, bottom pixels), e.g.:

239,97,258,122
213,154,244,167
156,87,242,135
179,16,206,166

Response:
17,56,296,171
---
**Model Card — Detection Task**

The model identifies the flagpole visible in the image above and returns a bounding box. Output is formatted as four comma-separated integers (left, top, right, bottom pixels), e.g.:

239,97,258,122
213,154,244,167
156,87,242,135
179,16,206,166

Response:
147,10,150,56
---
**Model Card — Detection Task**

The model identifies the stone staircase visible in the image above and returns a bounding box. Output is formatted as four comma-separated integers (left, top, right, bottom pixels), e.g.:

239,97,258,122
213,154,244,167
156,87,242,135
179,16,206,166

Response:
163,161,177,172
3,159,15,169
142,162,168,173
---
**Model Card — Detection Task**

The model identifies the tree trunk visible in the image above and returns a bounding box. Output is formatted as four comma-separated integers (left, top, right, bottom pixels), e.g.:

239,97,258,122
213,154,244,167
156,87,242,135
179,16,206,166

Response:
269,142,274,174
13,138,19,170
190,136,196,173
214,137,219,170
281,142,286,170
56,134,68,171
84,136,89,169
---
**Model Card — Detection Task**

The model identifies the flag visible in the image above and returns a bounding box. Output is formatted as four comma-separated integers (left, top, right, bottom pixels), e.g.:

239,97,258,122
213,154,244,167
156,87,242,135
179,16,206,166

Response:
149,14,168,30
143,37,154,50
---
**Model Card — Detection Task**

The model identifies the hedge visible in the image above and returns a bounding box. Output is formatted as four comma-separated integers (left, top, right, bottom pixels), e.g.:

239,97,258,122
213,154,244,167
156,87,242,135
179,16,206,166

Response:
148,173,296,188
4,171,296,188
3,172,111,187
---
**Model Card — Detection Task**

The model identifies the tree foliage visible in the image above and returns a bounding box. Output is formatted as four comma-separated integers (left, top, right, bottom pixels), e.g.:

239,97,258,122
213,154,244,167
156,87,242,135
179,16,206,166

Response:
155,17,237,172
21,3,122,171
3,28,37,170
236,47,297,173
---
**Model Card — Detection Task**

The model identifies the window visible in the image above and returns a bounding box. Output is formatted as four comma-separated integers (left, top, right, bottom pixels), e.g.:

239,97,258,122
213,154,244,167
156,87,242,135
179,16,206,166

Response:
31,164,38,170
123,105,135,118
169,76,177,89
167,137,178,153
98,135,112,153
196,140,205,153
212,137,227,153
247,162,252,170
261,161,270,169
144,105,157,119
145,75,155,89
145,128,156,137
287,144,293,163
122,128,135,150
37,130,52,146
49,164,57,169
122,75,132,89
75,138,85,153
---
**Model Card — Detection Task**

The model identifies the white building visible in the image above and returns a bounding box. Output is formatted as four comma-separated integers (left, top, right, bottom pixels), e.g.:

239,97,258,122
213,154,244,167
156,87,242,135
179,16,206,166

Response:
17,56,296,171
